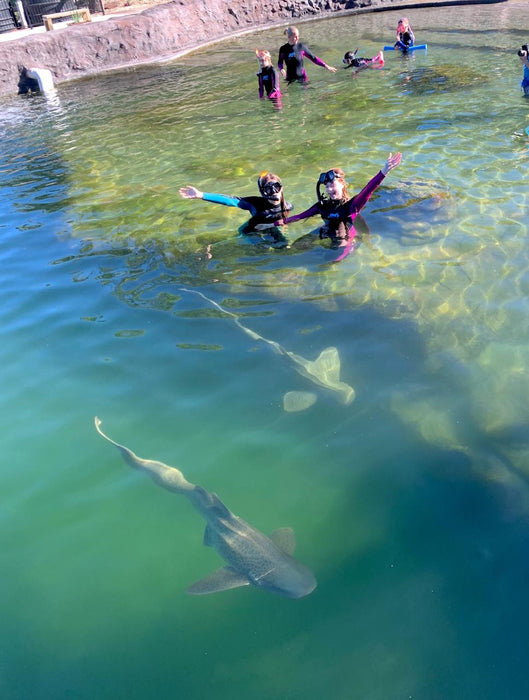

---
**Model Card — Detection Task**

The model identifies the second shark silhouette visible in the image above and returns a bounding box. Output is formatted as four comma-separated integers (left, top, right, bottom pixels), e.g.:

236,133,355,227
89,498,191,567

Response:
181,288,355,410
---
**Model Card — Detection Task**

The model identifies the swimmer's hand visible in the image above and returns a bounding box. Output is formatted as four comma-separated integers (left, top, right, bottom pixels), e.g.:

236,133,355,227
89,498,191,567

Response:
381,152,402,175
179,186,203,199
280,68,286,79
325,64,338,73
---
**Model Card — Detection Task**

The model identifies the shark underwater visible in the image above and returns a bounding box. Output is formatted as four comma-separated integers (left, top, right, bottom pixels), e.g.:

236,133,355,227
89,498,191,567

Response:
94,418,317,599
181,288,355,411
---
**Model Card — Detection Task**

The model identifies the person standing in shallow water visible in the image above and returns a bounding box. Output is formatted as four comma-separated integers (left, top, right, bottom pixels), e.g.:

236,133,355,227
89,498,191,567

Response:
278,26,337,84
179,172,292,247
255,49,281,102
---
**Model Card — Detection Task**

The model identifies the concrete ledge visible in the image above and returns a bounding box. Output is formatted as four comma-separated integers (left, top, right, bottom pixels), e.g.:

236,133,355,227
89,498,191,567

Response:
0,0,507,97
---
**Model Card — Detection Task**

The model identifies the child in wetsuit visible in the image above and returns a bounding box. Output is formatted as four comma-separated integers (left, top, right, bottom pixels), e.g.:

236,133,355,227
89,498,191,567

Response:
179,172,292,245
343,49,384,72
277,25,336,83
519,45,529,95
395,18,415,51
275,152,402,249
255,49,281,100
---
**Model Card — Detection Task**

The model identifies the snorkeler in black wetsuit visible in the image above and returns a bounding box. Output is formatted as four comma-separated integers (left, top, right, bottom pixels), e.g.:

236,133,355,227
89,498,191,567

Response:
255,49,281,99
277,26,336,83
343,49,384,72
179,173,292,245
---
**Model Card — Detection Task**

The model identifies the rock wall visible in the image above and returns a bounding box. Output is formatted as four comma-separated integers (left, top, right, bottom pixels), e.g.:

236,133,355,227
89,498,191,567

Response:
0,0,503,96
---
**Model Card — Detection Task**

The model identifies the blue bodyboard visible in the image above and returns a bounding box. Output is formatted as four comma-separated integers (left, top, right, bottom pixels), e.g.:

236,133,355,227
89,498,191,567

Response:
383,44,427,52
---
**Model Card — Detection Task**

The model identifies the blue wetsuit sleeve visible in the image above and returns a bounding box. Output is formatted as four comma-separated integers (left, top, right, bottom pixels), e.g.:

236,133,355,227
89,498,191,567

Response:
282,202,320,224
202,192,241,208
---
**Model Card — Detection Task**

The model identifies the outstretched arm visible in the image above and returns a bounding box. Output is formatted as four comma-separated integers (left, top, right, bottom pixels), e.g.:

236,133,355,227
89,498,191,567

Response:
179,185,204,199
303,47,337,73
179,186,242,209
280,202,321,225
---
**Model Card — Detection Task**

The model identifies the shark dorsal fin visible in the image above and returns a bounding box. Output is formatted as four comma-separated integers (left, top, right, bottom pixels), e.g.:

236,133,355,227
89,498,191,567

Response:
187,566,250,595
270,527,296,555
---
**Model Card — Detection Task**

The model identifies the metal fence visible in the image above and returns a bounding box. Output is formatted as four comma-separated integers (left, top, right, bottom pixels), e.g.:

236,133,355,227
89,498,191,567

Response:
21,0,102,28
0,0,17,32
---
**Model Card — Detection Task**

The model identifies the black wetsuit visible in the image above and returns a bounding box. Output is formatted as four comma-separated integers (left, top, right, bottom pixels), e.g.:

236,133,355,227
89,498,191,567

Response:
282,170,385,243
257,65,281,98
202,192,292,236
277,42,327,83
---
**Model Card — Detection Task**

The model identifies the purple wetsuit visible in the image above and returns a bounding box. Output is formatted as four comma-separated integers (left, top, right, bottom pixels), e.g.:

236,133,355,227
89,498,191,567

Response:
283,170,386,242
278,42,327,83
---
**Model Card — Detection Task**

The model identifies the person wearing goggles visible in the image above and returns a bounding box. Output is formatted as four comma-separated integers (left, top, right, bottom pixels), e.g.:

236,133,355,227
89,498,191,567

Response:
278,25,337,84
274,152,402,251
179,172,293,246
343,49,384,73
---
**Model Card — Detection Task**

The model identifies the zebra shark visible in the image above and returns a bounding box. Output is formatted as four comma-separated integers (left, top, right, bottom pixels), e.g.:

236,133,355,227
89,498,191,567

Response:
180,288,355,410
95,418,317,598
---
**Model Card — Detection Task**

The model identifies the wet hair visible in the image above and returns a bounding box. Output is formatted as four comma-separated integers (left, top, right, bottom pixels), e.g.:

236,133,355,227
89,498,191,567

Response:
258,171,289,218
316,168,349,204
285,26,299,38
397,17,409,27
255,48,271,62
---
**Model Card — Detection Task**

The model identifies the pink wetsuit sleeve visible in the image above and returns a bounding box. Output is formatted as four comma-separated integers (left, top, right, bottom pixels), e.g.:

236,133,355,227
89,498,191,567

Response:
282,203,320,224
348,170,385,218
302,45,326,67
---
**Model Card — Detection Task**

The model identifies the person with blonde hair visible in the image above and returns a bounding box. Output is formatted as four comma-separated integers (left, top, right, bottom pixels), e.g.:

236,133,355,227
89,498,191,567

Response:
278,26,336,84
255,49,281,101
395,17,415,51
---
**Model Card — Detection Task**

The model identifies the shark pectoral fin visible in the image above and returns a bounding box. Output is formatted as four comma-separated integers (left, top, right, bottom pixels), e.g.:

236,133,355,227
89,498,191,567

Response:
270,527,296,555
283,391,317,412
187,567,251,595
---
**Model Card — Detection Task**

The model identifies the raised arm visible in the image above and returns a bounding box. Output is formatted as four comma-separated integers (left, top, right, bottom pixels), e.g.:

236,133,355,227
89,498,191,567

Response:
349,152,402,215
381,151,402,175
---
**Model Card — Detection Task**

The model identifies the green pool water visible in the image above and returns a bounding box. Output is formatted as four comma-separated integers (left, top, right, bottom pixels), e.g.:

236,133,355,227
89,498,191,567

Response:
2,3,529,699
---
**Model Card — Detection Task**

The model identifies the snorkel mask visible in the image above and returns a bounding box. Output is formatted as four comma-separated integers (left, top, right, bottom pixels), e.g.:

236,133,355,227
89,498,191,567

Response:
316,169,344,202
258,171,282,198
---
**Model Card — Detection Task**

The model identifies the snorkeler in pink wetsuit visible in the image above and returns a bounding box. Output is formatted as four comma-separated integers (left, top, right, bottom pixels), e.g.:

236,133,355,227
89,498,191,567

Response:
277,152,402,250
